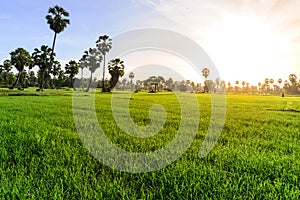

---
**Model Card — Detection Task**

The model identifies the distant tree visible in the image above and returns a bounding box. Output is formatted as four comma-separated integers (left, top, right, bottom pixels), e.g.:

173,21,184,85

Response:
258,82,262,93
0,65,3,74
57,70,67,88
49,60,61,88
96,35,112,92
129,72,134,91
235,80,239,93
166,78,174,90
32,45,53,91
201,67,210,92
84,48,102,91
108,58,125,90
28,71,37,87
9,48,32,89
46,5,70,64
2,59,12,87
289,74,297,85
78,53,88,89
215,78,220,92
269,79,274,93
227,82,232,92
245,82,250,93
277,78,283,96
288,74,298,94
65,60,79,90
241,81,246,93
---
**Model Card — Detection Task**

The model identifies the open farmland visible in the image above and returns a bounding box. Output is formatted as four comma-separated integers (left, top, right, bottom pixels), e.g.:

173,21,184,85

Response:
0,89,299,199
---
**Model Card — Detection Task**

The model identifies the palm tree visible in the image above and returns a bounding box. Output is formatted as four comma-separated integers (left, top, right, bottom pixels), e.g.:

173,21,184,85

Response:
65,60,79,90
32,45,53,91
201,67,210,92
246,82,250,93
258,82,262,93
215,78,220,93
289,74,297,85
227,82,232,93
108,58,125,90
241,81,246,93
50,60,61,88
85,48,102,92
129,72,134,91
278,78,283,97
9,48,32,89
78,53,88,89
269,78,274,93
2,59,12,87
46,5,70,62
235,80,239,93
96,35,112,92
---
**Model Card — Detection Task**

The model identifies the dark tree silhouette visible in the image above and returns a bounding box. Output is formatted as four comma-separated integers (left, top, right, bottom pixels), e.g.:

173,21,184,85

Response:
65,60,79,90
9,48,32,89
96,35,112,92
32,45,53,91
108,58,125,90
46,5,70,64
202,67,210,92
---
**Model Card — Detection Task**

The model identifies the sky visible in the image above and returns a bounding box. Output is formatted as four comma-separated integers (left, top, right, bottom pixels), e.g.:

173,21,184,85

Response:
1,0,300,85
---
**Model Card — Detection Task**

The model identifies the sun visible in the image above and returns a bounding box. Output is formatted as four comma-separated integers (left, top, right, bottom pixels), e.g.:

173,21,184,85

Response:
202,14,286,84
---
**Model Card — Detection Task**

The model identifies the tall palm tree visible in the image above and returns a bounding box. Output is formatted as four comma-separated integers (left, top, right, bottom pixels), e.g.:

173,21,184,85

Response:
85,48,102,92
96,35,112,92
65,60,79,90
9,48,32,89
108,58,125,90
78,53,88,89
32,45,53,91
46,5,70,62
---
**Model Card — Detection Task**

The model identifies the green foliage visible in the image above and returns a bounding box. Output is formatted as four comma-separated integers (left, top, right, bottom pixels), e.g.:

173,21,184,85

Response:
108,58,125,89
0,92,299,198
9,48,32,89
32,45,53,91
46,5,70,34
65,60,79,89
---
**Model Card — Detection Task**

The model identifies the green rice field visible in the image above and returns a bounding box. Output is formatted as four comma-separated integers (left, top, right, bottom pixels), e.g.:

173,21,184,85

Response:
0,88,299,199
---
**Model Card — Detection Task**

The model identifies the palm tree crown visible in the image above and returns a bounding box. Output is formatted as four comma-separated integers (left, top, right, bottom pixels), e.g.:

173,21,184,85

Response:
46,5,70,61
46,5,70,34
108,58,125,89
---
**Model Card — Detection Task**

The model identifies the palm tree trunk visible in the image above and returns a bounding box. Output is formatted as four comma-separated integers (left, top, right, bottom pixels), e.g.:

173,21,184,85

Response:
4,73,8,87
51,33,57,60
81,69,83,90
102,54,106,92
39,70,45,91
86,72,93,92
9,71,21,89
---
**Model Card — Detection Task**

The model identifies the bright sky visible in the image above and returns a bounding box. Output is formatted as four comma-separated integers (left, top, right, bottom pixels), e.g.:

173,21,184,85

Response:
1,0,300,85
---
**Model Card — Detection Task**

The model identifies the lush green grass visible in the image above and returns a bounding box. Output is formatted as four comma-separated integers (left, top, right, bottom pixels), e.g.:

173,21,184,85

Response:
0,89,299,199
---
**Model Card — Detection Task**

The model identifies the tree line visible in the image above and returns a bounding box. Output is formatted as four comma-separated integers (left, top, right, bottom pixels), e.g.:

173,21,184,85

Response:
117,69,300,95
0,5,125,92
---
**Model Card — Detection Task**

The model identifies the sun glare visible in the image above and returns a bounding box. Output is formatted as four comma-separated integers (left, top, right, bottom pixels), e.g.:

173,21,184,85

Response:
203,15,286,84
